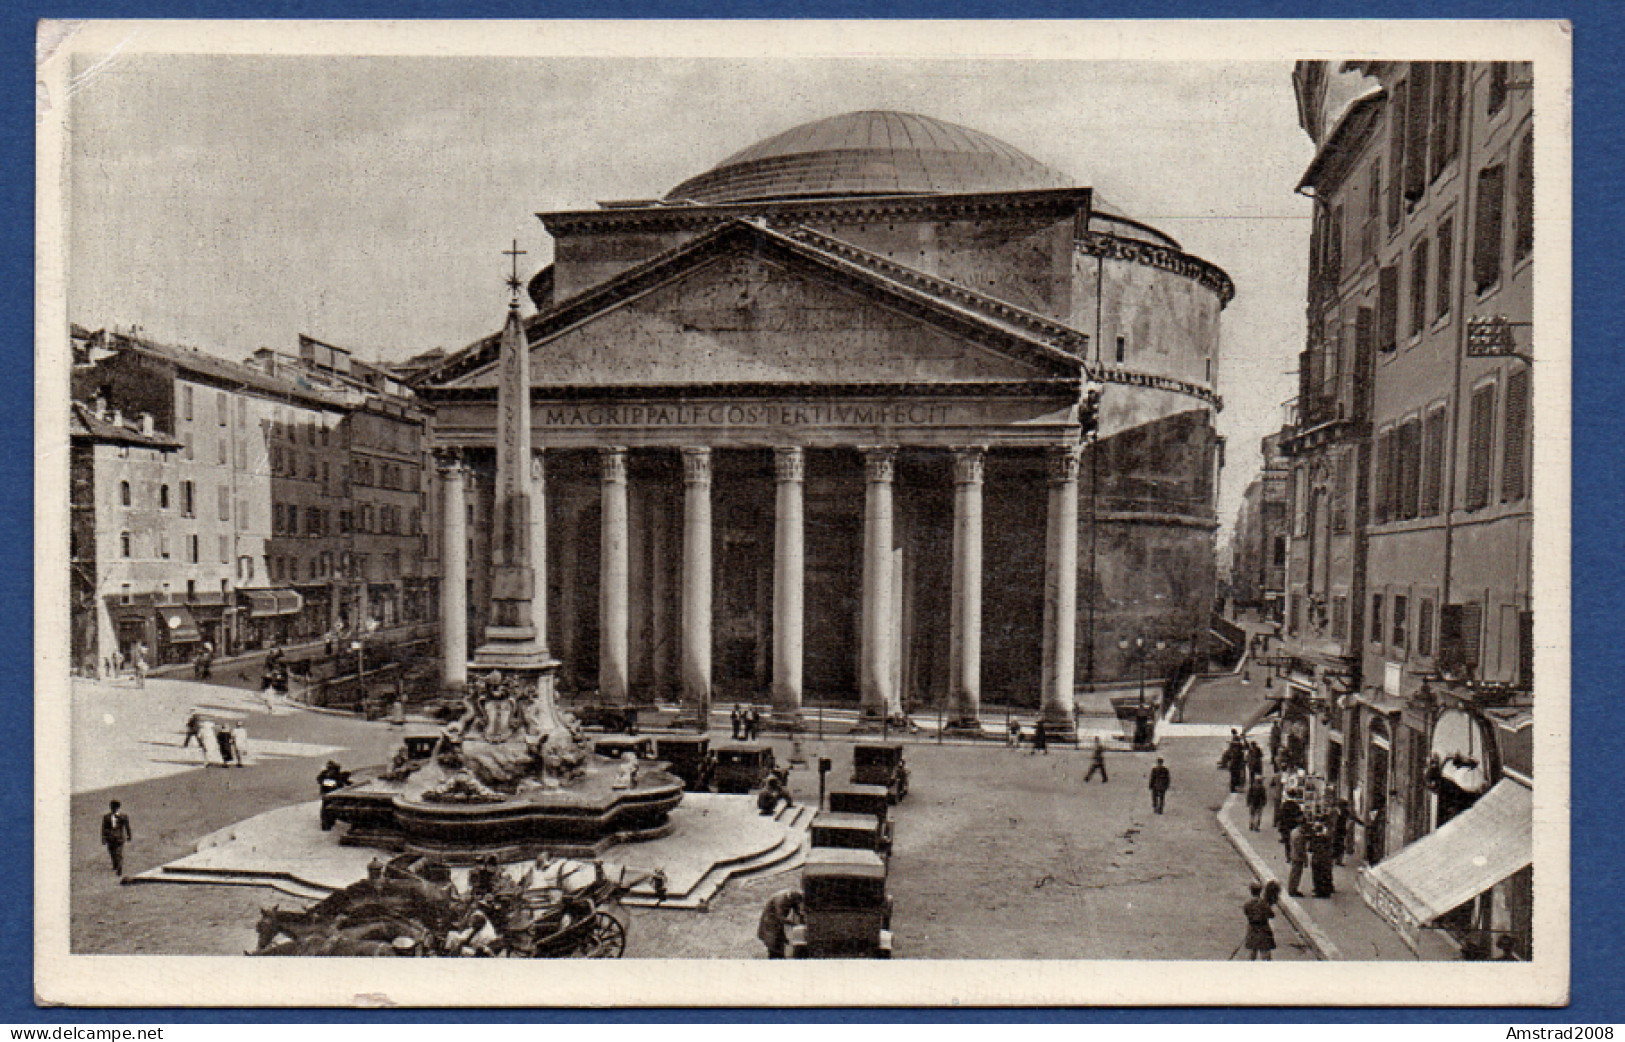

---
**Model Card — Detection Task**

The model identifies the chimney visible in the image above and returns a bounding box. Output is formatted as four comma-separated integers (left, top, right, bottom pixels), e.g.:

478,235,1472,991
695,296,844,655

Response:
140,413,154,435
92,395,106,419
111,409,124,428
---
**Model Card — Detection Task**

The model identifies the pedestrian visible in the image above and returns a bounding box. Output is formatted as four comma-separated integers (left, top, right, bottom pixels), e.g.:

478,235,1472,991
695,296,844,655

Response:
216,725,237,767
757,887,804,958
1084,736,1109,782
1030,718,1048,755
1007,718,1022,748
1278,797,1303,860
1247,740,1264,783
101,799,133,878
133,643,148,689
180,712,205,754
1330,799,1352,866
1246,775,1268,831
1310,821,1337,897
1227,741,1248,794
231,721,250,767
1267,719,1282,772
731,705,744,741
1242,880,1281,961
201,641,214,679
1286,822,1308,897
1148,757,1171,813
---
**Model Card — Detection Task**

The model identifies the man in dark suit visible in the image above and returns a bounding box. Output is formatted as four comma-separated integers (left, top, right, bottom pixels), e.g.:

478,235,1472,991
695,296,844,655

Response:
101,800,133,878
1148,758,1172,813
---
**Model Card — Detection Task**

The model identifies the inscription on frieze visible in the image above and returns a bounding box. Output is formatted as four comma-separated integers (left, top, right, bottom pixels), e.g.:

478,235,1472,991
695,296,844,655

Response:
538,401,960,429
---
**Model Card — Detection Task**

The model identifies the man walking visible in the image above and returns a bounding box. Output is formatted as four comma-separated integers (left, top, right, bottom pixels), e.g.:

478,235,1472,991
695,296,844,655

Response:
1148,757,1171,813
1030,718,1048,755
1286,821,1309,897
1246,774,1268,831
1084,736,1109,783
101,800,133,878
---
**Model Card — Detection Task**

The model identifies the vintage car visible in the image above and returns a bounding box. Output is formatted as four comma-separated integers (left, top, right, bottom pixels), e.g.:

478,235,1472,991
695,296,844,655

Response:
827,785,895,852
809,811,890,858
712,743,777,794
400,726,442,762
592,735,656,761
786,848,894,959
567,702,641,734
654,736,715,792
850,743,909,802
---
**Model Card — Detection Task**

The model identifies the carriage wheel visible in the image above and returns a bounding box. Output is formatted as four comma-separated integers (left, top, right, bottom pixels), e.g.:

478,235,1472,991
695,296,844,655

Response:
586,912,626,958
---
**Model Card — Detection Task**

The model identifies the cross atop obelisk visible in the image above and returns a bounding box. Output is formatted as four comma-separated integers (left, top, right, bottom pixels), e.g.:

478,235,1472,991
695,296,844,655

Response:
503,239,527,309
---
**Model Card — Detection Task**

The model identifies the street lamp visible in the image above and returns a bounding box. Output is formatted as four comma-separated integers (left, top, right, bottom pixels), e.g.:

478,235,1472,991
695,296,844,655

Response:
1118,634,1167,749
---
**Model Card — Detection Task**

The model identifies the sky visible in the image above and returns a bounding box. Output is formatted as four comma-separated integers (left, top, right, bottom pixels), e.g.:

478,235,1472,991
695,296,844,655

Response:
63,50,1315,541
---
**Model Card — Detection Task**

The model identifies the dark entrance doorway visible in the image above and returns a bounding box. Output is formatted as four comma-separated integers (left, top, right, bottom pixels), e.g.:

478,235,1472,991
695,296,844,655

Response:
713,452,773,702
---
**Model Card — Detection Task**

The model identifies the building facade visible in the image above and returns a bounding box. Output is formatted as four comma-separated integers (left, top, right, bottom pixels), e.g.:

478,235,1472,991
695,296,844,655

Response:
1230,428,1290,620
419,111,1230,733
1288,62,1534,957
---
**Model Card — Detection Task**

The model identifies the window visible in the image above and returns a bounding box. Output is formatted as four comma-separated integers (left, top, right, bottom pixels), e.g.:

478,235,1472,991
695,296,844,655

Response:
180,480,194,517
1332,595,1348,640
1474,163,1506,293
120,532,131,558
182,433,193,461
1435,217,1454,321
159,484,170,510
159,529,170,559
273,503,284,534
1364,161,1381,260
1373,428,1393,524
1514,130,1534,263
1487,62,1510,117
1423,407,1447,516
219,534,230,563
1466,381,1498,510
1418,598,1435,657
1404,66,1432,203
321,461,330,487
183,385,194,422
307,506,322,535
1328,205,1344,281
1371,593,1385,645
1115,336,1126,364
1409,237,1430,337
1387,79,1407,230
1503,366,1530,501
217,436,227,465
218,485,230,521
1430,62,1464,179
288,507,298,536
189,534,200,564
339,510,351,535
217,391,228,425
1292,466,1307,536
1393,594,1409,651
1399,418,1422,520
1331,452,1349,533
119,480,130,506
1378,264,1400,351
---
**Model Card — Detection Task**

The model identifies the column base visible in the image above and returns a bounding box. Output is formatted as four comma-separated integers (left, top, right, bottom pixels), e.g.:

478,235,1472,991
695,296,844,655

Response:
942,717,991,737
1040,709,1079,744
765,711,804,734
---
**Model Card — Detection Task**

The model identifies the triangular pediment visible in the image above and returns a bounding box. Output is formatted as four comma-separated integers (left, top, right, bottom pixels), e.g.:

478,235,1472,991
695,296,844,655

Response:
434,222,1084,392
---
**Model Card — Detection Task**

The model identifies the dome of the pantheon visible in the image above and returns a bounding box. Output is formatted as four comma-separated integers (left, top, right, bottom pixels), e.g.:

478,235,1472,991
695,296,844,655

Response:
665,110,1079,205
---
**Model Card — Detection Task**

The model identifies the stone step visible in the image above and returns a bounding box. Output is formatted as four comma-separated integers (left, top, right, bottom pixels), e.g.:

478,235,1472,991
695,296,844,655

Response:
623,811,811,911
128,864,334,902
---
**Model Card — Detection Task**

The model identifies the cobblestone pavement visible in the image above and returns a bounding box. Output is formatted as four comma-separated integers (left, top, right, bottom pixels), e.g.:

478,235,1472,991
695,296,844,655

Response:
71,677,1315,960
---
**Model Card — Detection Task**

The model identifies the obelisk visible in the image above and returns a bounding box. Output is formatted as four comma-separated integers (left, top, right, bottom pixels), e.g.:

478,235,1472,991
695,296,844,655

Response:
469,242,561,716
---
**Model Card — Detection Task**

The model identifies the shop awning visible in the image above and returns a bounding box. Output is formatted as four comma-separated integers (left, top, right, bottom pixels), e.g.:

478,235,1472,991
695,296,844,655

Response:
1239,696,1284,735
242,589,304,617
160,605,201,643
1362,778,1532,927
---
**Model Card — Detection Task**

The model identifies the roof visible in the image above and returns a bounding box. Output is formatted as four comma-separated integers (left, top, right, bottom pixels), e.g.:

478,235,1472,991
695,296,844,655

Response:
92,330,347,412
811,812,885,830
802,847,887,877
666,110,1077,205
69,401,182,449
416,218,1089,391
831,784,892,799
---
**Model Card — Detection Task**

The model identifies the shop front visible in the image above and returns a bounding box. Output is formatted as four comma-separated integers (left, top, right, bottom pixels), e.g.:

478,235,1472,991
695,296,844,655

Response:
238,588,304,648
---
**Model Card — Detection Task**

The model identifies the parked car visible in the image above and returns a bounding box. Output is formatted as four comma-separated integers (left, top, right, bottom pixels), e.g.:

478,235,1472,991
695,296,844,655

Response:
654,736,715,792
712,743,777,794
850,743,909,802
809,811,890,858
568,703,640,734
786,848,894,959
593,735,655,761
827,785,894,852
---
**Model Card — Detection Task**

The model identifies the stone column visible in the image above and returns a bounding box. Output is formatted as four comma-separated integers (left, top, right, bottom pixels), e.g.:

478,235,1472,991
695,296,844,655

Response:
1041,444,1082,733
947,446,986,728
438,451,468,691
599,446,630,704
860,447,898,720
772,447,805,728
680,447,713,728
529,450,549,655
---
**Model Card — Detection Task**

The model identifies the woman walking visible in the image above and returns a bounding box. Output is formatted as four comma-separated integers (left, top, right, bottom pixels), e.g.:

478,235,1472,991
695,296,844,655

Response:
1243,880,1281,961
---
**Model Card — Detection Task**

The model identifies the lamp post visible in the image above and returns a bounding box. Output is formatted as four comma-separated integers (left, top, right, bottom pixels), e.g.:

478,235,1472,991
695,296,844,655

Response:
1118,634,1167,748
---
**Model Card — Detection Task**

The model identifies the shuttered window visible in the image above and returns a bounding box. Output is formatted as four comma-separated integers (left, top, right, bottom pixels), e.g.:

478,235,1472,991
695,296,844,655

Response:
1378,264,1401,351
1405,66,1433,203
1514,130,1534,263
1418,598,1435,657
1474,163,1506,293
1400,419,1422,520
1373,429,1393,524
1502,366,1530,501
1465,382,1497,510
1430,62,1464,179
1435,217,1454,320
1387,81,1407,230
1422,407,1447,516
1372,594,1385,647
1332,451,1349,533
1328,205,1344,283
1410,238,1430,337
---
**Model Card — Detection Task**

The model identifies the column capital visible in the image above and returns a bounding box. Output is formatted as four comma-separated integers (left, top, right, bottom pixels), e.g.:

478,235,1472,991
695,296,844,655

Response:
951,445,987,485
1045,443,1082,484
432,446,465,475
600,445,628,483
680,446,712,486
773,446,805,483
862,446,898,483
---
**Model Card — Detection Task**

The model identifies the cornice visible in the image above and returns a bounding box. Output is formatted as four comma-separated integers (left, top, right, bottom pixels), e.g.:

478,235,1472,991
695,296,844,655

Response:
1076,231,1237,308
1096,367,1223,409
423,378,1083,404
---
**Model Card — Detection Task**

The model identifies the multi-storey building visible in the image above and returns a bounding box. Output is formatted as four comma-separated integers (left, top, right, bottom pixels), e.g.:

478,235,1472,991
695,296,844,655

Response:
1230,428,1291,620
1290,60,1534,958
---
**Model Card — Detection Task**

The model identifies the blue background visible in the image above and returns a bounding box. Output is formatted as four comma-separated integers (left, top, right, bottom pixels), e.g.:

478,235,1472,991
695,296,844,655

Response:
5,0,1618,1023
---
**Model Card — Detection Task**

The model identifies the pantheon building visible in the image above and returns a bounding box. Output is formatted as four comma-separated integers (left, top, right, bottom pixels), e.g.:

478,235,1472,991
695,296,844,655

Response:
417,110,1231,733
